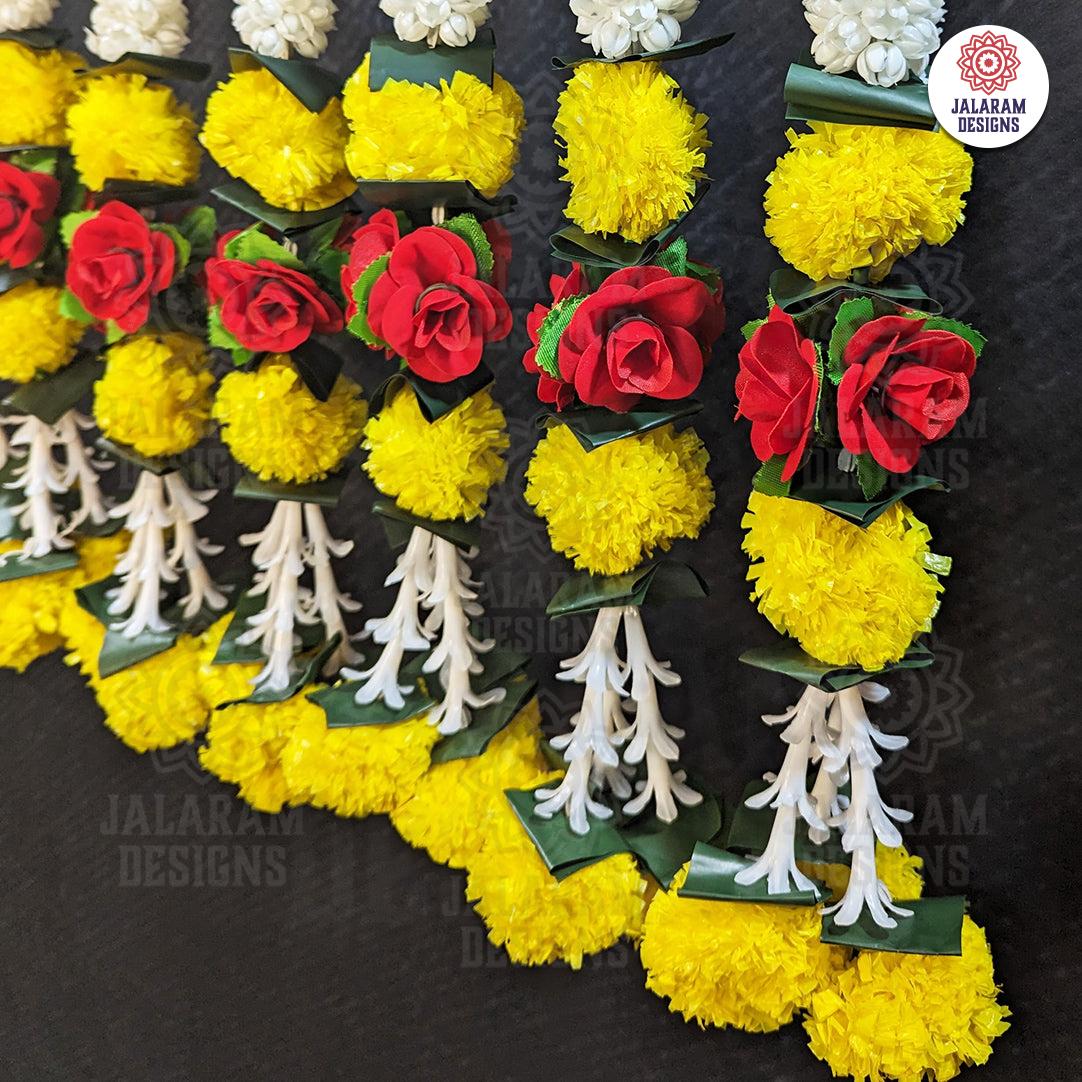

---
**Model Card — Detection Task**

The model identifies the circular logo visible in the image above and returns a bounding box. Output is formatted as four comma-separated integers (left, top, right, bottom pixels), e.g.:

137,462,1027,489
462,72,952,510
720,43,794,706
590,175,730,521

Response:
928,25,1049,149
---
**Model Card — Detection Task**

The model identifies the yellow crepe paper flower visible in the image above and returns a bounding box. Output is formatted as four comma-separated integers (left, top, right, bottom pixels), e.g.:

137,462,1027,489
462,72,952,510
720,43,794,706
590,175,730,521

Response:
342,55,525,198
556,61,709,244
0,282,83,383
743,492,944,670
363,387,508,522
200,68,355,212
525,423,713,576
391,699,548,868
465,770,649,968
640,863,848,1032
765,123,973,283
196,615,262,710
800,843,925,903
805,916,1010,1081
94,333,214,458
0,42,81,147
67,73,200,191
214,356,367,485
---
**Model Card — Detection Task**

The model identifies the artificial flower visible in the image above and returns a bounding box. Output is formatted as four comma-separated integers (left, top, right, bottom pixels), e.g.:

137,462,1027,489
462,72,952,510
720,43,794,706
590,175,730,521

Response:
522,263,589,410
765,123,972,283
556,61,708,244
200,68,355,213
0,161,59,269
571,0,699,60
85,0,190,62
0,282,83,382
232,0,337,59
339,208,400,321
379,0,492,47
213,356,366,484
0,41,80,147
363,386,508,522
742,491,945,669
0,0,59,32
526,422,713,576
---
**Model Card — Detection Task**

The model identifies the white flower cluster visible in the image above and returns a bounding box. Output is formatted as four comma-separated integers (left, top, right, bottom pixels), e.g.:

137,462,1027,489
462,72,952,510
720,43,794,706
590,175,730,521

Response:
571,0,699,61
803,0,947,87
0,0,58,33
379,0,492,49
85,0,190,62
232,0,337,60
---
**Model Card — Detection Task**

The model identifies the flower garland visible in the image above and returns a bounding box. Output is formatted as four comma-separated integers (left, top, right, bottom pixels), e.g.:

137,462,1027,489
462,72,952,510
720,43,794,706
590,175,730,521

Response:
85,0,190,62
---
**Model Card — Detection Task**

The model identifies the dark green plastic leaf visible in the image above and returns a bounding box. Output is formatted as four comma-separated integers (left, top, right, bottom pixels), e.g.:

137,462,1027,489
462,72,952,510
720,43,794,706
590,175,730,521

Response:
233,470,348,508
738,639,935,692
770,266,942,320
96,437,184,477
86,52,210,83
0,266,35,296
369,30,494,90
678,842,825,905
291,338,343,402
429,672,537,765
539,398,702,452
223,635,342,706
547,561,708,618
309,655,434,729
354,181,514,221
212,179,355,235
0,547,79,582
96,179,200,205
788,473,948,527
822,896,966,955
552,33,734,69
212,586,326,667
228,48,340,112
373,499,483,552
6,354,100,424
620,791,723,888
0,28,67,49
370,363,494,423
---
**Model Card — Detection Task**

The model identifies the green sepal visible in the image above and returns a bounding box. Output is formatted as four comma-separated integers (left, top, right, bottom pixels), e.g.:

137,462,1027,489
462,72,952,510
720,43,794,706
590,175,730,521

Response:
439,213,494,281
4,353,101,424
309,654,431,729
224,225,305,271
678,842,825,906
770,266,942,321
539,397,702,453
430,670,536,765
533,295,587,380
176,205,217,262
347,252,391,348
291,337,344,402
221,635,342,707
788,473,948,528
213,586,326,667
369,29,495,90
0,548,79,582
228,48,340,112
547,561,708,618
85,52,209,83
822,896,966,956
652,236,689,278
751,455,792,498
738,639,935,693
370,363,493,423
373,499,483,552
234,470,348,508
828,296,875,384
355,180,514,222
856,453,888,500
552,32,734,69
741,317,767,342
96,179,199,205
621,790,723,889
919,316,988,358
212,179,355,236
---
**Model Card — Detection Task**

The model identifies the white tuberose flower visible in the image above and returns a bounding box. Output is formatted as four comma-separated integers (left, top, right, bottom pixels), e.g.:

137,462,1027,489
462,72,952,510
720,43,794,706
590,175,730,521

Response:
232,0,338,60
0,0,58,33
803,0,946,87
571,0,699,62
85,0,190,62
379,0,492,49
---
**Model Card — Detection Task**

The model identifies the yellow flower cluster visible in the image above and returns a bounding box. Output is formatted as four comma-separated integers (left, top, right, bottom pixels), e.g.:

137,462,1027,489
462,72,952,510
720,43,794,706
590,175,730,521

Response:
640,863,848,1032
526,423,714,576
67,73,200,191
363,388,508,522
94,333,214,458
743,492,944,670
342,56,525,198
800,843,925,903
201,68,355,212
0,42,81,147
465,770,649,968
556,61,709,244
214,357,367,485
805,916,1010,1081
765,123,973,283
0,282,83,383
391,700,548,868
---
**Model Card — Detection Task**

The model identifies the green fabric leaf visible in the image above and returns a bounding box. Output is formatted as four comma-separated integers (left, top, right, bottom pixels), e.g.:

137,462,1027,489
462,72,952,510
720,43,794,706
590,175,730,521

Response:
751,455,792,498
347,252,391,348
177,205,217,261
920,316,987,358
152,223,190,274
59,210,95,251
439,214,494,281
620,790,723,888
828,296,875,384
547,561,708,618
207,305,242,352
533,296,587,380
738,638,935,692
741,318,767,342
5,353,101,424
856,453,888,500
234,470,348,508
652,236,689,278
11,147,59,175
821,896,966,956
225,226,304,271
678,842,825,905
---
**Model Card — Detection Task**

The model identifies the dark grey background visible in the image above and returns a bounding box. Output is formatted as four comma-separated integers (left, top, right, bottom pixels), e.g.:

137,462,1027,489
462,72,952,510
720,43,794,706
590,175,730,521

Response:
1,1,1078,1078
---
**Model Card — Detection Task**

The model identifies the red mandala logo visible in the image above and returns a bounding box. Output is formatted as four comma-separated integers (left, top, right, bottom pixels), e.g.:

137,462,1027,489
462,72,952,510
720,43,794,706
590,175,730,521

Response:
958,30,1021,93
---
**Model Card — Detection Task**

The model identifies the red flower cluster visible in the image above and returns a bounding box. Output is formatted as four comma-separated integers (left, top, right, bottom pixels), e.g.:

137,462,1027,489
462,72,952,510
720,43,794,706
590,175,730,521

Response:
0,161,60,270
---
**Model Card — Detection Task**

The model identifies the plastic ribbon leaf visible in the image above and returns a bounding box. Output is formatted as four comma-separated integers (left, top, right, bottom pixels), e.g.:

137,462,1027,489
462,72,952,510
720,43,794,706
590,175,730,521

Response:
213,586,326,667
822,896,966,955
770,266,942,320
368,30,495,91
224,636,343,707
290,338,344,402
0,549,79,583
228,47,341,113
5,354,101,425
369,364,494,424
738,639,935,692
788,473,949,528
547,561,708,618
212,179,355,236
233,471,349,508
354,180,515,221
372,499,483,552
0,28,68,50
85,52,210,83
552,32,734,69
678,842,825,905
620,790,723,888
538,397,703,453
430,671,536,765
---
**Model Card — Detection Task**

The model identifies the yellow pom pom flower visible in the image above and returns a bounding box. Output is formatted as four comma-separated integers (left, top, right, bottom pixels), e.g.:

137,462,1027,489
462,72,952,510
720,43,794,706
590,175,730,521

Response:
805,916,1010,1081
640,863,848,1032
200,68,355,212
391,699,548,868
67,73,200,191
466,771,649,968
0,42,81,147
281,707,440,819
342,56,525,198
765,123,973,283
196,616,263,710
801,844,925,904
363,388,508,522
556,61,709,244
94,333,214,458
214,357,367,484
0,282,83,383
743,492,945,670
525,423,714,576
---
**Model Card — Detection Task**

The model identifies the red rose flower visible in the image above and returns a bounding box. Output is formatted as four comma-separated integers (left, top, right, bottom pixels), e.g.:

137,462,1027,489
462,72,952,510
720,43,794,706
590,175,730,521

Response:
66,201,176,333
340,208,401,322
522,263,588,410
368,226,512,383
837,314,977,473
558,265,721,412
0,161,59,269
735,306,820,482
207,257,344,354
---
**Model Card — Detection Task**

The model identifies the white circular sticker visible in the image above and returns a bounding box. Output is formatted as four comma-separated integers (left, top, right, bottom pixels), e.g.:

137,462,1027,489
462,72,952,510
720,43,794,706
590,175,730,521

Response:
928,25,1049,149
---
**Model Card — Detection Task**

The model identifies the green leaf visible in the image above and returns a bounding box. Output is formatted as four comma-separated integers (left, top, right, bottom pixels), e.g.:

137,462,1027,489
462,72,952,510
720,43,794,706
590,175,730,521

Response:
430,672,536,765
369,30,494,90
533,295,587,380
546,561,708,618
678,842,825,906
856,453,888,500
439,213,494,281
919,316,987,358
223,636,342,706
87,52,209,84
751,455,792,498
741,318,767,342
355,180,514,221
291,338,343,402
822,896,966,955
60,210,95,250
552,32,734,69
369,364,494,424
309,655,433,729
228,48,341,113
738,639,935,692
11,147,59,175
0,547,79,583
620,790,723,888
540,398,702,453
207,305,246,357
212,179,354,236
769,266,941,321
57,287,95,324
346,252,391,348
104,321,126,344
224,225,304,271
373,499,483,552
828,296,875,384
213,587,326,667
234,470,348,508
788,473,948,528
652,236,689,278
5,353,101,424
177,205,217,261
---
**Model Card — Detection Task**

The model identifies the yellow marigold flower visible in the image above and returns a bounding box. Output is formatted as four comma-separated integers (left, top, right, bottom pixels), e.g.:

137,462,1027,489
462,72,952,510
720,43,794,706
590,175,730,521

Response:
391,700,548,868
556,61,709,244
743,492,944,670
214,356,367,485
805,916,1010,1081
196,615,262,710
342,56,525,198
465,770,649,968
280,706,440,818
200,68,355,212
765,123,973,283
525,423,714,576
363,387,508,522
0,282,83,383
0,43,81,147
94,333,214,458
800,843,925,903
640,863,849,1032
67,73,200,191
